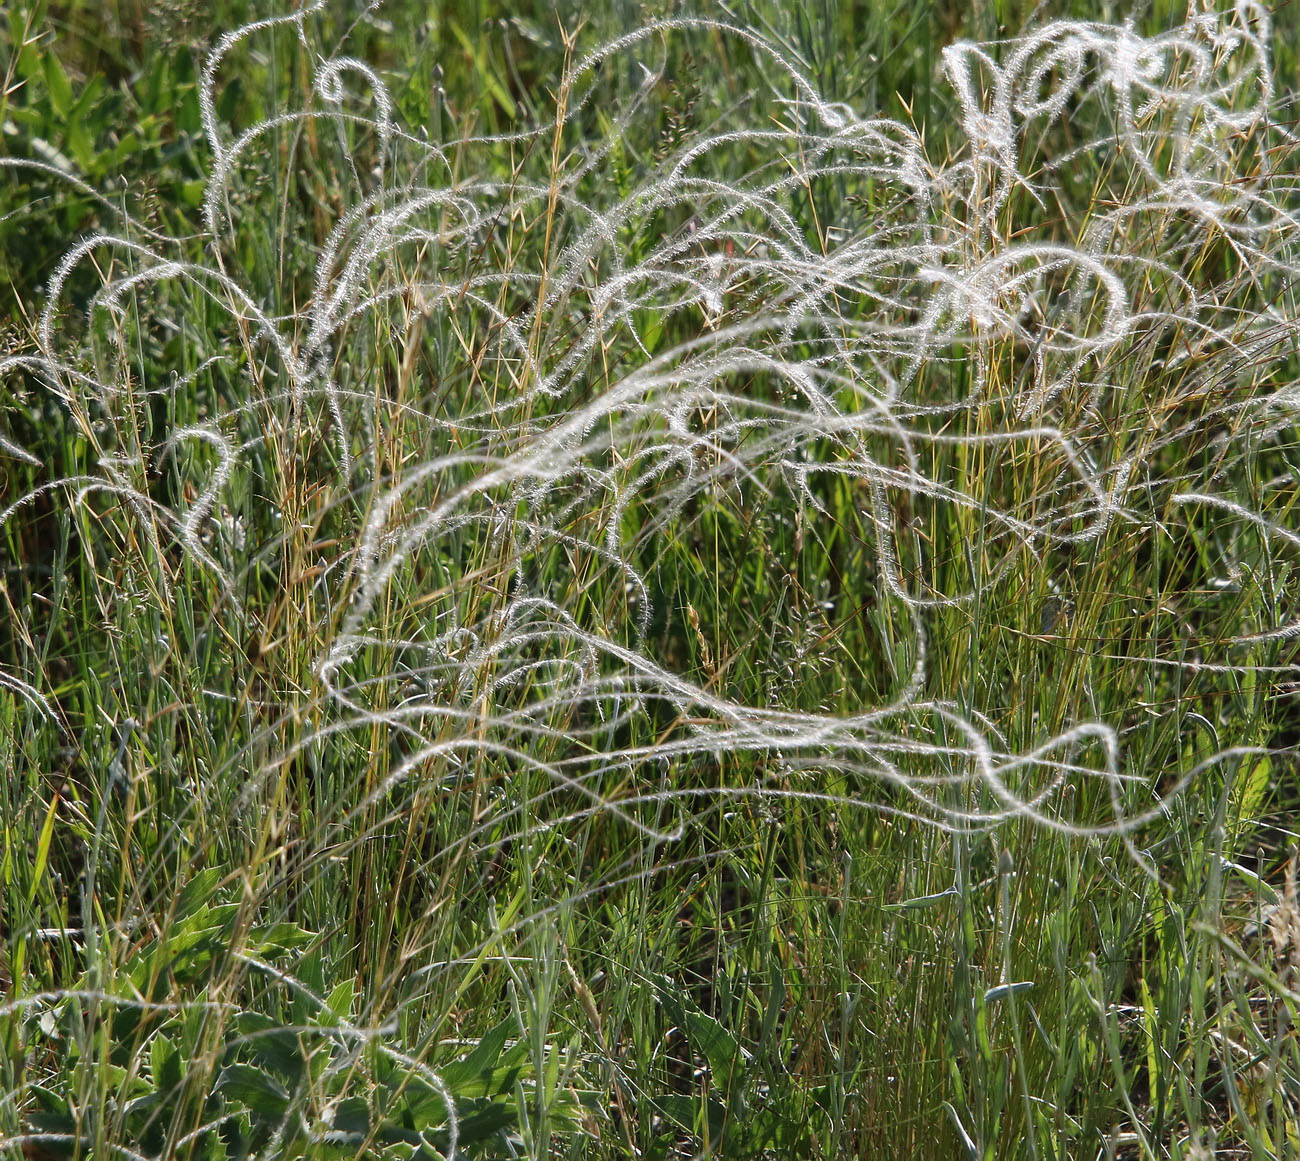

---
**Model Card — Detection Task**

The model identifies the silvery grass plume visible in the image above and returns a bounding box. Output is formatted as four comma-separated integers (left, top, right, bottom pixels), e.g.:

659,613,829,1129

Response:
2,1,1299,1155
3,0,1297,875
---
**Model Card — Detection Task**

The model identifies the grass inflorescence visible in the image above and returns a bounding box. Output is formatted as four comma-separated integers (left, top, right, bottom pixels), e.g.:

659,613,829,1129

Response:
2,1,1299,1157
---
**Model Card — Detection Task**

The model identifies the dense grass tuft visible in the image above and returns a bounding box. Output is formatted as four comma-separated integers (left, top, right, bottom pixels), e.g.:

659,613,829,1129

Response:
2,2,1299,1158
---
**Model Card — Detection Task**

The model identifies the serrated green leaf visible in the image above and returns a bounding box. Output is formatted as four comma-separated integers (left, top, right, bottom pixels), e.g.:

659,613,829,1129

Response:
217,1062,292,1121
151,1031,183,1096
233,1012,306,1083
323,979,355,1025
332,1095,371,1137
181,987,211,1059
292,951,326,1025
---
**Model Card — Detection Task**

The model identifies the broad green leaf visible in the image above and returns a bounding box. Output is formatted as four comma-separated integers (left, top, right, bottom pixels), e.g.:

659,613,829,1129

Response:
439,1016,512,1091
682,1006,745,1091
250,921,316,956
217,1062,293,1121
651,975,747,1090
233,1011,306,1083
656,1092,727,1144
323,978,355,1025
67,74,103,122
332,1095,371,1137
42,54,73,119
151,1031,183,1097
174,870,223,921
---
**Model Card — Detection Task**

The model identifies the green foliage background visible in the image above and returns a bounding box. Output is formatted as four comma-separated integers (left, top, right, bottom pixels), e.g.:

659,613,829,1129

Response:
2,2,1299,1159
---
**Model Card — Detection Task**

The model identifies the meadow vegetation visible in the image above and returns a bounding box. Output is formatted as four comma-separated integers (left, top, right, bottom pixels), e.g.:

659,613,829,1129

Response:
2,1,1299,1157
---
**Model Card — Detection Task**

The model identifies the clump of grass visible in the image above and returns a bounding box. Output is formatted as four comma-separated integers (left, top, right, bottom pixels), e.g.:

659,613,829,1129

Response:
2,1,1299,1158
